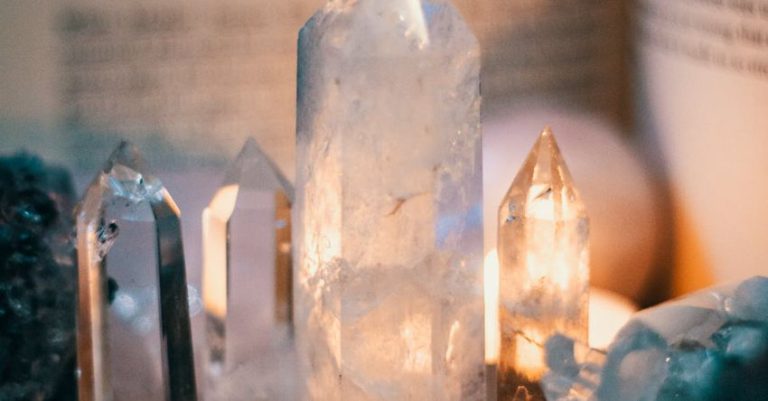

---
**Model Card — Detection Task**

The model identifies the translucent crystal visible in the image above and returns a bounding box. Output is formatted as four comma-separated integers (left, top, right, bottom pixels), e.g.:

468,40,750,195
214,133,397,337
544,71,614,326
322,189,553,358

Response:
540,277,768,401
202,138,295,400
541,334,606,401
295,0,484,399
593,276,768,401
75,141,197,401
496,128,589,400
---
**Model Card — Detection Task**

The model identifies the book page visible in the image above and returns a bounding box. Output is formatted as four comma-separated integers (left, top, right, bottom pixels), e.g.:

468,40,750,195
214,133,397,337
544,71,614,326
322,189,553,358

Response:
635,0,768,292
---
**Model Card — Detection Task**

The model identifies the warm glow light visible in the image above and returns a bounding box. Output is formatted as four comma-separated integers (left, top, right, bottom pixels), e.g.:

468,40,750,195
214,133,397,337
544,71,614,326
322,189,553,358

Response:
523,183,581,291
400,315,432,373
513,330,546,379
485,246,637,363
484,250,500,364
202,184,239,319
496,130,591,397
588,288,636,349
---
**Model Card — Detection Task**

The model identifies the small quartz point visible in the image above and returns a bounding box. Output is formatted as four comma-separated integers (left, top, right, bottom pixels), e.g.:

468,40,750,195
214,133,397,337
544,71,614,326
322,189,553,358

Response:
497,128,589,401
75,141,197,401
202,138,296,400
295,0,484,400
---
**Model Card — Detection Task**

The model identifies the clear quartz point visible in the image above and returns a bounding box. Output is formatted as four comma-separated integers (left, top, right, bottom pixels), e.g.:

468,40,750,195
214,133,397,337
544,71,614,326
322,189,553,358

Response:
75,141,197,401
202,138,295,400
295,1,484,400
496,128,590,401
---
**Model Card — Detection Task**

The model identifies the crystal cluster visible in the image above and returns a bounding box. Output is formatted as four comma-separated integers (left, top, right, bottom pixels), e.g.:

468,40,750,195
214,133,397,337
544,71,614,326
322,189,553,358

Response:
542,276,768,401
295,0,484,399
599,276,768,401
75,142,197,401
541,334,605,401
203,139,296,400
496,129,589,400
0,153,77,401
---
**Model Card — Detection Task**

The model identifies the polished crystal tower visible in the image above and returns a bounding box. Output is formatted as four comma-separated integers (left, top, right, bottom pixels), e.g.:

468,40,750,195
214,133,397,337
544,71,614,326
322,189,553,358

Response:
75,142,197,401
496,129,589,401
295,0,484,400
202,139,294,398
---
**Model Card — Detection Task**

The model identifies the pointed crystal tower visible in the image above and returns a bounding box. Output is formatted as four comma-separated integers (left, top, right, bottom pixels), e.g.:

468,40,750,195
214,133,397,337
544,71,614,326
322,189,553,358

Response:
295,1,483,400
75,141,197,401
496,128,589,401
202,138,295,397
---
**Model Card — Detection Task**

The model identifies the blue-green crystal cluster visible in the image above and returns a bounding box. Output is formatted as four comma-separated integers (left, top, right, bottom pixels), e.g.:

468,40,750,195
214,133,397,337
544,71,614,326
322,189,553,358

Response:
544,276,768,401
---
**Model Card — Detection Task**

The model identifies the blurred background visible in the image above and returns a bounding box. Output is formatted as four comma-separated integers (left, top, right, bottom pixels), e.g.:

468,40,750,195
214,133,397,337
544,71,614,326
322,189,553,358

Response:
1,0,767,365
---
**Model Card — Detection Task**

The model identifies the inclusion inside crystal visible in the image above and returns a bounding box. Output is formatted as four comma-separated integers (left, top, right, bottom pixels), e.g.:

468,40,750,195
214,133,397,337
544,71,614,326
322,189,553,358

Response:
295,0,484,400
497,128,589,401
75,141,197,401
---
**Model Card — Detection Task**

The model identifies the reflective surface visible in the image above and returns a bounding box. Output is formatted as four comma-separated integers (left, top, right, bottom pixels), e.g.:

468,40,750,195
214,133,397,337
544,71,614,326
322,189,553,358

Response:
497,129,589,401
75,142,197,401
202,139,295,400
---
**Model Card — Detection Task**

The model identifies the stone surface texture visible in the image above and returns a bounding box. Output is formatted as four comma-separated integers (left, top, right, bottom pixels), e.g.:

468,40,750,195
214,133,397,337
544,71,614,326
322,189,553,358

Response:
497,129,589,400
0,153,77,401
294,0,484,400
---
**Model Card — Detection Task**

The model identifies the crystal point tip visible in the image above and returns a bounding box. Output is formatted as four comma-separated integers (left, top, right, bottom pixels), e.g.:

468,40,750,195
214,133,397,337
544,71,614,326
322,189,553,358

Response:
239,137,259,155
501,127,585,224
101,140,151,176
113,139,141,157
524,128,576,186
224,138,294,202
533,126,560,155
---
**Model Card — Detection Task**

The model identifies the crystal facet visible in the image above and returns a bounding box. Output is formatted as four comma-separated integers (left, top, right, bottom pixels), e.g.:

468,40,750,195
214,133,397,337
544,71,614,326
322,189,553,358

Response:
595,276,768,401
295,1,484,399
497,129,589,400
541,334,606,401
544,276,768,401
75,141,197,401
202,138,295,399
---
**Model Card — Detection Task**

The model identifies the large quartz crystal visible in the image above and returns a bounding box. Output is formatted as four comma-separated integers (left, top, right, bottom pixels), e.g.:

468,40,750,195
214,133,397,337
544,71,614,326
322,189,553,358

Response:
203,138,296,400
295,0,484,400
542,276,768,401
75,142,197,401
496,128,589,400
